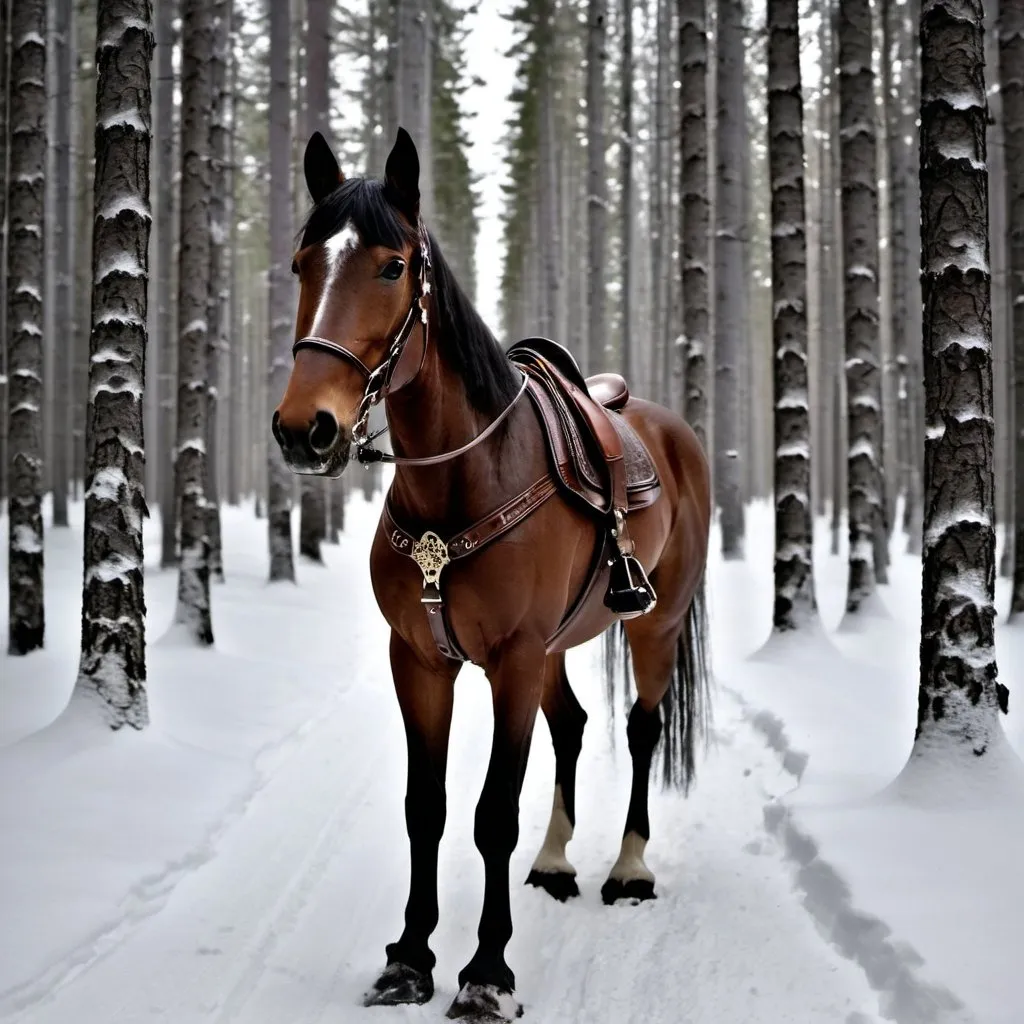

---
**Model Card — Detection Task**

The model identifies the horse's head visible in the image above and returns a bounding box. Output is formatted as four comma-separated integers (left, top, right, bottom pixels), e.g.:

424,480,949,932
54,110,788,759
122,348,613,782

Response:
272,128,424,476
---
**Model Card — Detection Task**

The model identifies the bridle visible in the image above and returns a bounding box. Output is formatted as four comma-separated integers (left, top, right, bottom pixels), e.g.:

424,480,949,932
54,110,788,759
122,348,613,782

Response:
290,220,527,467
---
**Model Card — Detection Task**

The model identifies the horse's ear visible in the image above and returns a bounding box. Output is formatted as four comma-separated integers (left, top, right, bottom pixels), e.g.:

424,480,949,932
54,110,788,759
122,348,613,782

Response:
384,127,420,224
304,131,344,204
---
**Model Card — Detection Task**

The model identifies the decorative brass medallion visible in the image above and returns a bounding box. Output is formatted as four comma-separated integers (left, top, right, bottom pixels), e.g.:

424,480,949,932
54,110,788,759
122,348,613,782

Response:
411,531,450,586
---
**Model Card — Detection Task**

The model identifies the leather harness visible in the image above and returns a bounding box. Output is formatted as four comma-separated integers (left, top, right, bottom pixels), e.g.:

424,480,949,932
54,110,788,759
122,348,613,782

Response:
291,222,645,664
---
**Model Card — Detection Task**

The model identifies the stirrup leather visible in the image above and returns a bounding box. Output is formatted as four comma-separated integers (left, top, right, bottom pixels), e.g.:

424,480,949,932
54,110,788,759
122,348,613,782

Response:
604,509,657,618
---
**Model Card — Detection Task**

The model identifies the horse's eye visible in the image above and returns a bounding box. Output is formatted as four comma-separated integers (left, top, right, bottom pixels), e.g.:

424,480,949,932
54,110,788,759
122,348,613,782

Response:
380,259,405,281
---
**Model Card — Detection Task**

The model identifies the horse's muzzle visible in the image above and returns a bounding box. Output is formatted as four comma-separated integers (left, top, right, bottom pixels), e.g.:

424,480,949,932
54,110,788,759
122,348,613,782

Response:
271,408,351,477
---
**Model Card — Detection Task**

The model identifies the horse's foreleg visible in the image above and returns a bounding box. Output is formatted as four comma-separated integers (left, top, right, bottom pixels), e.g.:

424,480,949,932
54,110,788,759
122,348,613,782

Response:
364,631,457,1008
525,653,587,901
448,637,545,1022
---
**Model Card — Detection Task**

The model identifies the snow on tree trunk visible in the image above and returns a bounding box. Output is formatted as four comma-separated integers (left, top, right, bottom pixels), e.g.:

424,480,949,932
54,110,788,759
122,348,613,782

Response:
678,0,709,451
174,0,215,642
205,0,229,584
51,0,74,529
6,0,47,656
914,0,1004,757
76,0,153,729
585,0,607,378
619,0,633,383
1002,0,1024,614
714,0,746,558
838,0,883,612
768,0,814,631
267,0,295,583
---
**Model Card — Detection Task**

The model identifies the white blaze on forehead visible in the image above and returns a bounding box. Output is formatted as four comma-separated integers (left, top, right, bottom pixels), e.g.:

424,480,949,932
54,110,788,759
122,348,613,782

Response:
311,221,361,335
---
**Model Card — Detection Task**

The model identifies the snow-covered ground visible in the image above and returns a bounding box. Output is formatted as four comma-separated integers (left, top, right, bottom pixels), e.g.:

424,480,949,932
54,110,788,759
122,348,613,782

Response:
1,490,1022,1024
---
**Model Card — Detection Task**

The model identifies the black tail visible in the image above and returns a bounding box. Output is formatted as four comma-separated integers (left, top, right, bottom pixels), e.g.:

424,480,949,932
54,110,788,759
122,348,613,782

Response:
602,575,712,792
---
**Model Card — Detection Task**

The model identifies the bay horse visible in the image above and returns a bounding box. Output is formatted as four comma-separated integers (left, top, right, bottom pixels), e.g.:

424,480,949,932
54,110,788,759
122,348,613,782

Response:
273,128,711,1023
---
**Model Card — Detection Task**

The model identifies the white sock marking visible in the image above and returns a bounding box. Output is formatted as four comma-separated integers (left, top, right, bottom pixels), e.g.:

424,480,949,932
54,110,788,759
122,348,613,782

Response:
530,784,576,876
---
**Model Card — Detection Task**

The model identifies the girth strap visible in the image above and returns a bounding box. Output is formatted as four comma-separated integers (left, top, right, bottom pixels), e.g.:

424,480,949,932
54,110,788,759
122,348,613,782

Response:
382,474,558,661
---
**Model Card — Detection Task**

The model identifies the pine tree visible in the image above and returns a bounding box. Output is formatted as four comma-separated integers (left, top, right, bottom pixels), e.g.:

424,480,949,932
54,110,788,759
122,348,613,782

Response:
678,0,709,449
911,0,1005,762
75,0,153,729
267,0,295,582
715,0,746,556
1002,0,1024,613
6,0,48,655
173,0,215,642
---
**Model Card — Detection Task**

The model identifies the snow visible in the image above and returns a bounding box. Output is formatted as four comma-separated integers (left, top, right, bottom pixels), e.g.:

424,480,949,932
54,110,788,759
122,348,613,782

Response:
95,253,144,283
1,497,1022,1024
99,107,148,133
10,524,42,554
85,467,128,502
96,195,151,222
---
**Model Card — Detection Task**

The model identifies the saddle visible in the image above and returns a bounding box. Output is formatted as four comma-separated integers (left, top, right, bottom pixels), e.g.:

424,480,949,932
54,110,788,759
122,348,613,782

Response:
507,339,660,617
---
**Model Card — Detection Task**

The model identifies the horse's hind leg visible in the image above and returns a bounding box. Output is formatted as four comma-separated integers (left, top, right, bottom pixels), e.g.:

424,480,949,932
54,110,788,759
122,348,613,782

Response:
525,653,587,901
601,617,678,905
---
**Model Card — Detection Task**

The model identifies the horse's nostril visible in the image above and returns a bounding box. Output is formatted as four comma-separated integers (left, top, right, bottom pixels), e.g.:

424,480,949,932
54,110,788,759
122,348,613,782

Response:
272,410,293,450
309,410,340,455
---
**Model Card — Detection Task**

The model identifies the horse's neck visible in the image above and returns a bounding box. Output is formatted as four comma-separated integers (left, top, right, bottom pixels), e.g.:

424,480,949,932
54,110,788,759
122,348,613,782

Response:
385,322,489,518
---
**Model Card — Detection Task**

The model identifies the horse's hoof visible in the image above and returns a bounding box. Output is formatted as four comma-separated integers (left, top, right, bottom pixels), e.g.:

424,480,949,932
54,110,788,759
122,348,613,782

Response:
525,868,580,902
601,876,657,905
363,961,434,1006
446,982,523,1022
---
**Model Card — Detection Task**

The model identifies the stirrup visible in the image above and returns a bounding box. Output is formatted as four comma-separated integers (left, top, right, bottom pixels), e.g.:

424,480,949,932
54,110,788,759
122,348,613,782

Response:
605,552,657,618
604,509,656,618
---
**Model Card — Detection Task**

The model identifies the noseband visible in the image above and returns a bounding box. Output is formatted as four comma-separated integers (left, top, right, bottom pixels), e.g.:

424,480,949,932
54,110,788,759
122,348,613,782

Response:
291,220,526,467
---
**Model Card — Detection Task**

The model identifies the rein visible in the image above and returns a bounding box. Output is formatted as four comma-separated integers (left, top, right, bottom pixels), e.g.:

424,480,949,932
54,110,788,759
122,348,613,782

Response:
290,222,527,467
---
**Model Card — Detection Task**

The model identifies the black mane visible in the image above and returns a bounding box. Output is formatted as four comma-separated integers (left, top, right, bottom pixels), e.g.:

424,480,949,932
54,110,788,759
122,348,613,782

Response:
299,178,521,417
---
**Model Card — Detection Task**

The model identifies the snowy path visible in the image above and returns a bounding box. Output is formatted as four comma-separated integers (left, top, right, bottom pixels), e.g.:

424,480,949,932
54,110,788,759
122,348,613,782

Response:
4,671,881,1024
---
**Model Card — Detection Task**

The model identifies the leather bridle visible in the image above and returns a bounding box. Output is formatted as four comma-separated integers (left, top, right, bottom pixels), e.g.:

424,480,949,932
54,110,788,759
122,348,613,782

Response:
290,220,527,467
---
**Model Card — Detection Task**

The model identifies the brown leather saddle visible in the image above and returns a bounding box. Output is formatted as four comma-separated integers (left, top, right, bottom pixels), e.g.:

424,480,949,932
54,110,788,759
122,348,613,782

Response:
506,338,661,517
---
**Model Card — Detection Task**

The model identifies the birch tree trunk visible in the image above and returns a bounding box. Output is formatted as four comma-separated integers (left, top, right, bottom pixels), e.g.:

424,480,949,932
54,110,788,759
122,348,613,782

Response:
173,0,214,642
205,0,229,583
1002,0,1024,613
911,0,1005,763
839,0,884,612
585,0,607,376
76,0,153,728
155,0,179,567
619,0,633,381
768,0,814,631
679,0,709,450
6,0,47,656
715,0,746,557
396,0,432,217
538,0,562,344
51,0,74,528
267,0,295,582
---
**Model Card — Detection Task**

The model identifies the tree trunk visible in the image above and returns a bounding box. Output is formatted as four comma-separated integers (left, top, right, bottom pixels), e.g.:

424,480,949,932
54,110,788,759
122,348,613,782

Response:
267,0,295,582
0,0,8,507
839,0,883,612
155,0,179,567
619,0,633,381
1003,0,1024,613
6,0,47,655
396,0,432,217
912,0,1004,758
51,0,74,528
538,0,562,344
76,0,152,728
768,0,814,631
205,0,229,583
715,0,745,557
585,0,607,377
173,0,215,642
678,0,709,450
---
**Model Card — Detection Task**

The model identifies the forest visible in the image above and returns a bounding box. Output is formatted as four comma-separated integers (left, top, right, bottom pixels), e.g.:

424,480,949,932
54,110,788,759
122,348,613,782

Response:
0,0,1021,1022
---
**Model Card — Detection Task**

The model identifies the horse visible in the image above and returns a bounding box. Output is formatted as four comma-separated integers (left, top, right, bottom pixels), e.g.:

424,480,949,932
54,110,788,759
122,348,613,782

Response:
272,127,712,1023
